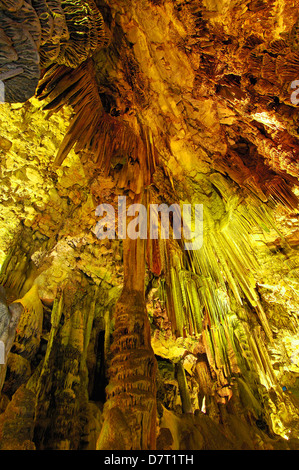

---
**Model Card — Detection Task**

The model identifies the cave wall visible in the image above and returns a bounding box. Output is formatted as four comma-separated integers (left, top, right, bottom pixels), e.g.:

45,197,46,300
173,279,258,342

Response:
0,0,299,451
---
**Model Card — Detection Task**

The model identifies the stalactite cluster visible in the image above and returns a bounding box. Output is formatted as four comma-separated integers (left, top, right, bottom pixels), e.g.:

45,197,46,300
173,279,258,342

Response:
1,0,299,452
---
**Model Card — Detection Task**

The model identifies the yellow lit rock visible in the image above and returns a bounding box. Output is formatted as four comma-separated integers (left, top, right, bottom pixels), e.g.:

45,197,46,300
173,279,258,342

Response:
1,0,299,452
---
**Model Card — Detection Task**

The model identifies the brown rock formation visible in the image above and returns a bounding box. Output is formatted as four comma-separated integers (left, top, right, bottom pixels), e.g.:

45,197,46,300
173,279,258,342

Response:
0,0,106,101
98,236,157,450
1,0,299,452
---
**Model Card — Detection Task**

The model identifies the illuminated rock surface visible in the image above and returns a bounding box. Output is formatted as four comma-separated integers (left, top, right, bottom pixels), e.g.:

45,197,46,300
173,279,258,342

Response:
0,0,299,450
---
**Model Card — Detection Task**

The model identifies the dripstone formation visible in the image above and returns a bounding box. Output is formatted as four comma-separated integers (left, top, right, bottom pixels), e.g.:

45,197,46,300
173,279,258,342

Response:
1,0,299,451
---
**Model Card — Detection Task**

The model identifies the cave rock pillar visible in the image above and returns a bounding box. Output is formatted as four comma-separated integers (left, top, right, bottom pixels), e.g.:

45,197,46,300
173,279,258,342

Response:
97,237,157,450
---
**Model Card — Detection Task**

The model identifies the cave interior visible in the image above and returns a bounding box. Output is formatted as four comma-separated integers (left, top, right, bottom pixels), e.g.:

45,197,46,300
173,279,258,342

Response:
1,0,299,451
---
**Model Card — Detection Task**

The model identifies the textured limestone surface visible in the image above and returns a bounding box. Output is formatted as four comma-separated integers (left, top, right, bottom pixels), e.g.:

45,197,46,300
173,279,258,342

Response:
0,0,299,451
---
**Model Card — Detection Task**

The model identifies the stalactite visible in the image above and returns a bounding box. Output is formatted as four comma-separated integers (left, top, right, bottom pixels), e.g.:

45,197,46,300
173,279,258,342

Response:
54,0,106,68
195,352,215,412
1,0,299,451
0,228,51,300
175,360,193,414
35,59,158,193
12,285,44,360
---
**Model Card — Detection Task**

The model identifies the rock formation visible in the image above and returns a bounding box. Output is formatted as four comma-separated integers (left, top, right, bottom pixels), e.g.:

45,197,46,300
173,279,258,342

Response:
0,0,299,451
0,0,106,102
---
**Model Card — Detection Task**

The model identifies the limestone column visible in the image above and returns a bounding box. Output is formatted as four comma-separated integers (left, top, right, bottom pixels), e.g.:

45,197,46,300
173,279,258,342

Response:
97,236,157,450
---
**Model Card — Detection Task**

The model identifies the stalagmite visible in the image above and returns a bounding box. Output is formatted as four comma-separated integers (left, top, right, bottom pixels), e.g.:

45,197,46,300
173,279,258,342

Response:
97,235,157,450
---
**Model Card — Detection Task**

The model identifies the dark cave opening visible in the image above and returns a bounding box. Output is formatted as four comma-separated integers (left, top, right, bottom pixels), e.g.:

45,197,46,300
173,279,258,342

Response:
90,330,107,404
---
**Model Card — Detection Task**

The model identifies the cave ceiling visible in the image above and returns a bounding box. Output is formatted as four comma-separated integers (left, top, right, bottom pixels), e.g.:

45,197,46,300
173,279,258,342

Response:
1,0,299,451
